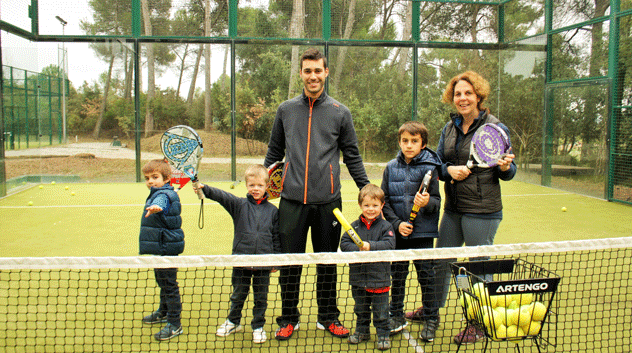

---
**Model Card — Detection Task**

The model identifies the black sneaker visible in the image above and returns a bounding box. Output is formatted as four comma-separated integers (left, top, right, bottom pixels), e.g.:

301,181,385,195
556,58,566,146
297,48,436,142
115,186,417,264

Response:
377,335,391,350
348,332,371,344
389,317,408,335
154,323,183,341
420,319,439,342
142,311,167,325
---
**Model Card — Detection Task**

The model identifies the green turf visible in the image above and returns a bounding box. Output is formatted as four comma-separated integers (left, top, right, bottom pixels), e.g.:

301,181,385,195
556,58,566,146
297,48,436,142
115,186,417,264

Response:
1,180,631,352
0,180,630,257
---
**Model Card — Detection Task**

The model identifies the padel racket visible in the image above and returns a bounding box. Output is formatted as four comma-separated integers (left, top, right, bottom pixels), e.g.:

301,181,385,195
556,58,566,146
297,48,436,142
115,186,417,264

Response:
466,123,510,169
161,125,204,229
409,170,433,223
333,208,364,248
267,161,284,200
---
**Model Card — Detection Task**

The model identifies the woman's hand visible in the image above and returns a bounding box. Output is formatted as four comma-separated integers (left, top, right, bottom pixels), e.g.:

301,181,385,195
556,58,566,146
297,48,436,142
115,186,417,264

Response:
497,152,515,172
448,165,471,181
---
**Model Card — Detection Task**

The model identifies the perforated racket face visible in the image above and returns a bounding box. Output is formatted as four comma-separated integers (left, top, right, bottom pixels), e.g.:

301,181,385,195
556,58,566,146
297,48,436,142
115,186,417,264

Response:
161,125,203,180
471,124,509,167
267,162,284,200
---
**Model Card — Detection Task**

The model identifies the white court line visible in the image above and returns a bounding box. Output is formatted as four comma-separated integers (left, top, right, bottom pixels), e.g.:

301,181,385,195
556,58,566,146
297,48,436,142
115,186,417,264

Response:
402,329,425,353
0,194,573,209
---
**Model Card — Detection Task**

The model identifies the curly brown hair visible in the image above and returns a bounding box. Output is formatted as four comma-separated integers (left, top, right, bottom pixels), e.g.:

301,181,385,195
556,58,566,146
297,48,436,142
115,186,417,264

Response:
441,71,491,112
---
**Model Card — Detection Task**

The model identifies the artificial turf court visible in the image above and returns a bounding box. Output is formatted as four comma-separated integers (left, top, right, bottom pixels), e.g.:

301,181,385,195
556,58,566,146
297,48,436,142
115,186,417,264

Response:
0,180,631,352
0,180,630,257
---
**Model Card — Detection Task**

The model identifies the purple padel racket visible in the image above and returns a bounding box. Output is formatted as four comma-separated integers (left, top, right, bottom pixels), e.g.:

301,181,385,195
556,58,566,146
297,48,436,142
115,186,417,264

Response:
466,123,510,169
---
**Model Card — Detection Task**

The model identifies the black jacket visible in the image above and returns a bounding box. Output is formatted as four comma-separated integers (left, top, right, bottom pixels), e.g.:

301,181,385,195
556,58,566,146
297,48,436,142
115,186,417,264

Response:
340,215,395,289
202,185,281,256
264,91,369,204
437,111,516,214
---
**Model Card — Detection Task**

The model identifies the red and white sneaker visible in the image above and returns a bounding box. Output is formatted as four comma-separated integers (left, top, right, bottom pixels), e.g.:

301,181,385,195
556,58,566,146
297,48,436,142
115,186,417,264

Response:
275,322,299,341
317,320,350,338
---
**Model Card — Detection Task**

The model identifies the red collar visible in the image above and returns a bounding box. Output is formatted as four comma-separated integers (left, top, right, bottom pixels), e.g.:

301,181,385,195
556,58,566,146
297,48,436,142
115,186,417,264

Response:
360,215,377,230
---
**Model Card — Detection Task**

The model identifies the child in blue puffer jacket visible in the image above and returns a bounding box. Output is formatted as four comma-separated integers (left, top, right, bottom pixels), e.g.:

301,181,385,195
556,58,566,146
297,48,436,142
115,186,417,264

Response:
139,159,185,341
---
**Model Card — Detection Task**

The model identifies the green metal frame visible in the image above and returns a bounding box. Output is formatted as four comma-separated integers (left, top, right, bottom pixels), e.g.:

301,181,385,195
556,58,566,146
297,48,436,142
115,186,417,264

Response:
0,0,627,203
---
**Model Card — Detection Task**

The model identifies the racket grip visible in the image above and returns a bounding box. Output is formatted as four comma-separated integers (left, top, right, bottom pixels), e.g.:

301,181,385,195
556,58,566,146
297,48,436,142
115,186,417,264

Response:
333,208,364,248
409,205,421,223
192,181,204,200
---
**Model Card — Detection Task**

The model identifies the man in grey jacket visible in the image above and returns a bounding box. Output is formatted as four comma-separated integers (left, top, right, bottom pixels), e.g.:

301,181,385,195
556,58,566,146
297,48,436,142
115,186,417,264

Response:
264,48,370,341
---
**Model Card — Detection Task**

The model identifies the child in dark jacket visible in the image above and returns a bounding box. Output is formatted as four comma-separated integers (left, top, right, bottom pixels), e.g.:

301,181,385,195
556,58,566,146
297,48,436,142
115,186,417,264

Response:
340,184,396,351
139,159,185,341
380,121,442,342
194,164,281,344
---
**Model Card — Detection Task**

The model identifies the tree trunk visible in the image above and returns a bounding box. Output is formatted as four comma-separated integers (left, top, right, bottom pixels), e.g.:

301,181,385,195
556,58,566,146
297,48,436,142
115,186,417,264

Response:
92,54,115,139
287,0,304,99
204,0,212,131
188,44,203,105
124,54,133,100
333,0,357,90
141,0,155,137
394,1,413,80
176,44,189,98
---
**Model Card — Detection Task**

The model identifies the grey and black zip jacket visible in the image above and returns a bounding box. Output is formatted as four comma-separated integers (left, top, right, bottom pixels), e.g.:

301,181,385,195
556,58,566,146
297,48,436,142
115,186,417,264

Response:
264,91,369,204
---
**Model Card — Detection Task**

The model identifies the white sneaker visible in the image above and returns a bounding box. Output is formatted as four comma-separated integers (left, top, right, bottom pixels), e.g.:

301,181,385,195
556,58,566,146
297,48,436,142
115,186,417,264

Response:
216,319,243,337
253,327,267,343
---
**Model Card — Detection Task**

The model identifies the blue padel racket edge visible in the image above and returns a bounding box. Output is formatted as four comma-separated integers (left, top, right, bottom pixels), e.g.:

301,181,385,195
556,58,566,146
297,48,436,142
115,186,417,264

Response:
161,125,204,228
466,123,510,169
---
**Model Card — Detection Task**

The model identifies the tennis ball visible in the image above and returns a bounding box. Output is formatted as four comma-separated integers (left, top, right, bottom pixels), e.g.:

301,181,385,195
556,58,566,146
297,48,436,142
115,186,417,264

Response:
65,186,69,190
531,301,547,321
494,324,507,340
517,306,533,326
230,184,235,189
516,293,534,306
28,201,34,206
51,181,56,185
496,294,510,308
506,308,519,326
561,207,567,212
506,325,525,340
71,192,76,196
482,307,503,330
39,185,44,189
521,320,541,336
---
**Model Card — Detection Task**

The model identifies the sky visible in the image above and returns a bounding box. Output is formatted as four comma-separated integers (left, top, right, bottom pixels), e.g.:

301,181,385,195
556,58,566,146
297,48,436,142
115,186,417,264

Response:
1,0,226,95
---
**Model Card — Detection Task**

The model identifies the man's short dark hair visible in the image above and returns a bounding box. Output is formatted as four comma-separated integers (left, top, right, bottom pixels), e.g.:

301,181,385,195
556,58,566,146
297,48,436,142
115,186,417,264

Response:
300,48,327,69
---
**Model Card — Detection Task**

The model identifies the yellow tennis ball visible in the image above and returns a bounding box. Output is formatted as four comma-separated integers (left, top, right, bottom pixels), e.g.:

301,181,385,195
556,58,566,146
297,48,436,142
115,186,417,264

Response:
494,324,507,340
39,185,44,189
495,306,508,325
51,181,56,185
517,306,532,327
517,293,534,306
483,307,503,330
531,302,547,321
65,186,69,190
506,325,525,340
506,308,520,326
28,201,34,206
71,192,76,196
521,320,542,336
561,206,567,212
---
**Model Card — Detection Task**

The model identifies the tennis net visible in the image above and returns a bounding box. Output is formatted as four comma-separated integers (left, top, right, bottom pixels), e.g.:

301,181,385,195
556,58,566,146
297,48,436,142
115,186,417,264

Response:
0,236,630,352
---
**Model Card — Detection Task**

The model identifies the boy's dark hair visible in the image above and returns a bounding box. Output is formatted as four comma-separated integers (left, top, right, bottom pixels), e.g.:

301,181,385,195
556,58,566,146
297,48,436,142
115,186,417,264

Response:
398,121,429,146
244,164,269,183
358,184,385,204
300,48,327,69
142,159,172,181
